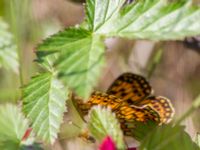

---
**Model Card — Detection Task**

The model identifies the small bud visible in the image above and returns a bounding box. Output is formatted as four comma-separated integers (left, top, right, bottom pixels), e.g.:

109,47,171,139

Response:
22,128,32,141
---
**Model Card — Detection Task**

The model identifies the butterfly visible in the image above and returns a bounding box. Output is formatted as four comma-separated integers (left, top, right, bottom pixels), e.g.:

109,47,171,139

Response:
73,72,175,137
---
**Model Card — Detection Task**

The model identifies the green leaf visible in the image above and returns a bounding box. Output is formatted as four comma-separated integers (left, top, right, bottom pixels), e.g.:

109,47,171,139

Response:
88,0,200,40
127,121,158,141
37,28,91,52
85,0,124,31
0,104,29,150
35,51,58,72
88,106,125,150
0,18,19,73
140,125,200,150
55,35,105,99
22,73,68,144
37,28,105,99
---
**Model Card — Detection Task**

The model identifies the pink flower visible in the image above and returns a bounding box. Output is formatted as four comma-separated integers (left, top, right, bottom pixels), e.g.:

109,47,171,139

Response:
99,136,116,150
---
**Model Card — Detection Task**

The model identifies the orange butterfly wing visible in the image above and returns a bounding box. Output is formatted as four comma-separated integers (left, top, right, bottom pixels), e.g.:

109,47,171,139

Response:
107,73,174,124
107,73,152,104
73,91,122,117
73,91,162,136
115,103,161,136
136,96,175,124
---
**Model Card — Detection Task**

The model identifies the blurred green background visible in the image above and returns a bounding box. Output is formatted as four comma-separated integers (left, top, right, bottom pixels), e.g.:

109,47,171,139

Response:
0,0,200,149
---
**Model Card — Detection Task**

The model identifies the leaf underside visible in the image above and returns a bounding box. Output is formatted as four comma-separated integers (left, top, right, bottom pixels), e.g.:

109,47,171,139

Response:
88,106,126,150
37,28,105,99
88,0,200,40
0,104,29,150
23,73,68,144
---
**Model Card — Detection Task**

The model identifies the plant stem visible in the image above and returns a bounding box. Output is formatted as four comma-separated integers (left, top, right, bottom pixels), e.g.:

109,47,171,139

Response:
9,0,24,86
175,94,200,125
146,43,163,79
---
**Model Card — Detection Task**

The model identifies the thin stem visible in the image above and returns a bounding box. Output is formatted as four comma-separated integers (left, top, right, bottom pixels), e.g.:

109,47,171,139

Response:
9,0,24,86
175,106,194,126
175,94,200,126
146,43,163,79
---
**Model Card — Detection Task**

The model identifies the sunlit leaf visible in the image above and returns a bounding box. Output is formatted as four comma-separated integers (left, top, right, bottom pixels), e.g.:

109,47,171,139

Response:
37,28,105,99
85,0,124,31
0,104,29,150
37,28,91,53
88,106,125,150
87,0,200,40
22,73,68,144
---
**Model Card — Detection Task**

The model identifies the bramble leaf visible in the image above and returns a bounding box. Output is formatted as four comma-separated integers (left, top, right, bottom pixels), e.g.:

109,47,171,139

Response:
85,0,124,31
37,28,91,53
0,104,29,150
87,0,200,40
88,106,125,150
37,28,105,99
22,73,68,144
